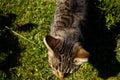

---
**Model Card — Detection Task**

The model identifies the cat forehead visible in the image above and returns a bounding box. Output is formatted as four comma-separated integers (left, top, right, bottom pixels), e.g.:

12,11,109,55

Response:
58,39,76,50
54,44,75,56
53,41,79,57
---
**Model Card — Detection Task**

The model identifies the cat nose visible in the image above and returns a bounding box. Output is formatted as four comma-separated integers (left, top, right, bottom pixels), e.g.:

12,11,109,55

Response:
56,71,64,80
58,75,64,80
57,73,70,80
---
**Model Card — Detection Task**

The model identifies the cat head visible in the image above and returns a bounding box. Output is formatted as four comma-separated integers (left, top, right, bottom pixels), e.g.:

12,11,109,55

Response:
44,35,89,79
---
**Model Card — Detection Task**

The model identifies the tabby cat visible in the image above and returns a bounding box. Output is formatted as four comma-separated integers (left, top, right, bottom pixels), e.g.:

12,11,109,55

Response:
44,0,89,79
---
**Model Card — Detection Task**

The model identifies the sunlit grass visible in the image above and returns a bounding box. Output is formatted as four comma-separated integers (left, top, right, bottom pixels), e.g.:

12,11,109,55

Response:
0,0,120,80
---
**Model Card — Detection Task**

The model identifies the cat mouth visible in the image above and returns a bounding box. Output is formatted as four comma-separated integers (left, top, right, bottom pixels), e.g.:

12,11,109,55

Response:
54,70,71,80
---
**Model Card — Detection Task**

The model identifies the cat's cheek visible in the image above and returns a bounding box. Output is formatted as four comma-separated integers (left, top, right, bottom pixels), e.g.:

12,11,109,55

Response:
52,70,57,76
48,50,54,57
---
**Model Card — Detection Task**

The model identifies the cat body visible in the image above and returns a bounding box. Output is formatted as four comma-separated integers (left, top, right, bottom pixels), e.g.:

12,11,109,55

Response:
50,0,86,41
44,0,89,79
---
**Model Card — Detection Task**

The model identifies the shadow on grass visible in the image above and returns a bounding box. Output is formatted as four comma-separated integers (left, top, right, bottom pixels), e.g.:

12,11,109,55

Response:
84,0,120,79
0,11,38,79
17,23,38,32
0,12,23,78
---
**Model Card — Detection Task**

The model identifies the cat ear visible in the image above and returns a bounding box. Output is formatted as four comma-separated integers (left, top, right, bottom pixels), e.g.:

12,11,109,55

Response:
43,35,61,51
73,43,89,65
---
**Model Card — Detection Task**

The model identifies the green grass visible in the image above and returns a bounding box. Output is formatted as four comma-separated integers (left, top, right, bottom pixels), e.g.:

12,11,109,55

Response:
0,0,120,80
98,0,120,29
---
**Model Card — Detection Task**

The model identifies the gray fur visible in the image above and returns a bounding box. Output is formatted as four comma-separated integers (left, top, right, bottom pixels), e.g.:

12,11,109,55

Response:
44,0,89,79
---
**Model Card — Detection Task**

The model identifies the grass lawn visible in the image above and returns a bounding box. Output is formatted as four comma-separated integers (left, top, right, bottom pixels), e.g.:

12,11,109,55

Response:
0,0,120,80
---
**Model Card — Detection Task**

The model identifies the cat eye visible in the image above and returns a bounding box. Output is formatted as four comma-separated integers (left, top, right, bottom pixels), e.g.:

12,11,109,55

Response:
52,62,61,70
53,65,58,70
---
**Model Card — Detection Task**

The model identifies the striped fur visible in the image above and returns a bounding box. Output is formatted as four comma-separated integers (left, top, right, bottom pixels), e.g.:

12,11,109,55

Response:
44,0,89,79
